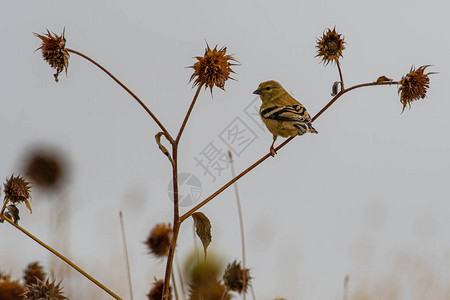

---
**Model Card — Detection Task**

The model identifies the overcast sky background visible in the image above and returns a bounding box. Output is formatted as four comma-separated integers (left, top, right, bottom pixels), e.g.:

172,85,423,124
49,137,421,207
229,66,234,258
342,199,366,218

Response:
1,0,449,299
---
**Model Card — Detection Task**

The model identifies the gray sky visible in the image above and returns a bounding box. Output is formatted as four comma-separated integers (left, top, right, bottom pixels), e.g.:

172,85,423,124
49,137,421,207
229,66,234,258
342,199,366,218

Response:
1,0,449,299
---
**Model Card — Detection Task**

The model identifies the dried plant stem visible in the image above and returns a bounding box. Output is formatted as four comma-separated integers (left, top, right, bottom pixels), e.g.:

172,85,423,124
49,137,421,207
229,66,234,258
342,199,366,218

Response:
162,84,204,300
250,286,257,300
119,211,133,300
0,200,9,218
1,214,121,299
175,254,187,300
337,61,345,89
163,144,180,300
221,288,230,300
176,85,203,143
228,151,248,300
343,275,349,300
180,80,400,222
171,270,180,300
312,81,399,122
66,48,173,142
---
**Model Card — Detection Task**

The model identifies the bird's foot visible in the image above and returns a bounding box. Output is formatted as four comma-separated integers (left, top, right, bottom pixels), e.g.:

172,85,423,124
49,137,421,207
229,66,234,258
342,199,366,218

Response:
270,145,277,157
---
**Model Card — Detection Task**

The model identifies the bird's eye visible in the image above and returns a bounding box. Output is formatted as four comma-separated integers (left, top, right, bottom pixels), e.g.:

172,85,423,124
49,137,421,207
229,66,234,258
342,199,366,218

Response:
265,86,271,90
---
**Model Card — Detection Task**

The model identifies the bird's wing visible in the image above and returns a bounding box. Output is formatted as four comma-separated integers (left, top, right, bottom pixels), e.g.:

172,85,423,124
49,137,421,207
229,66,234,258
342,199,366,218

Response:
260,104,311,122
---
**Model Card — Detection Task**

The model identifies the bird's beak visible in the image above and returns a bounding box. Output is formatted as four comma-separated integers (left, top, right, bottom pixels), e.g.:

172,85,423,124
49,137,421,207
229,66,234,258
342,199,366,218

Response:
253,88,262,95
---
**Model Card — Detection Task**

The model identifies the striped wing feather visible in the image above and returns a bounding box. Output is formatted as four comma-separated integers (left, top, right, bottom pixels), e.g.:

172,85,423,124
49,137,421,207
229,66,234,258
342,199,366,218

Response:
260,104,311,123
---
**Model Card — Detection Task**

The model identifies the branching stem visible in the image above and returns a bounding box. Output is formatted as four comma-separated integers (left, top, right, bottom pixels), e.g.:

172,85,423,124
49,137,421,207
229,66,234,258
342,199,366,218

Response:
180,80,399,222
1,214,122,299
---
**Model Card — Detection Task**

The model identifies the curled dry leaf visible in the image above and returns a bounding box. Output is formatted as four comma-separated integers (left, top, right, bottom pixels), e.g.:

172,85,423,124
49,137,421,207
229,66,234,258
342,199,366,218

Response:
192,212,212,258
331,81,342,96
6,205,20,224
155,132,174,166
376,75,393,83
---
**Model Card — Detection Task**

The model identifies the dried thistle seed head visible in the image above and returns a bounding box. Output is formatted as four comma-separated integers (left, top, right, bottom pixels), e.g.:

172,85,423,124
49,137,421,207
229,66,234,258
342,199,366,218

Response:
22,278,67,300
398,65,434,112
0,274,25,300
147,279,172,300
24,149,66,190
316,27,345,65
23,262,46,286
144,223,172,257
189,43,238,94
3,175,32,213
34,29,70,82
223,261,251,294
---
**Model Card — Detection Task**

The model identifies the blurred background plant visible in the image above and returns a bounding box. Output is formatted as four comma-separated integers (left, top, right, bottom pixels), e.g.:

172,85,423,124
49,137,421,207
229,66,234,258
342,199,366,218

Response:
1,1,448,299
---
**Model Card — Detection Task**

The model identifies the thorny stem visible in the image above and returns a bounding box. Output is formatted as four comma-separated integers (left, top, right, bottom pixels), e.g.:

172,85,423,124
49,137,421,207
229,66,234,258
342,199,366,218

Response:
0,214,122,299
180,80,399,222
66,48,173,143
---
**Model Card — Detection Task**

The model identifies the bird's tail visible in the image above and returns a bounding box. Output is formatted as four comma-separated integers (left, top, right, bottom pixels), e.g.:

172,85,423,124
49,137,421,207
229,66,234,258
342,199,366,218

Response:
294,122,318,135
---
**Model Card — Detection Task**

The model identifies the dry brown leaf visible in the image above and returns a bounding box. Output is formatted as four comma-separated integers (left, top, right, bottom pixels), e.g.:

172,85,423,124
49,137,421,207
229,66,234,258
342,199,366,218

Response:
192,212,212,258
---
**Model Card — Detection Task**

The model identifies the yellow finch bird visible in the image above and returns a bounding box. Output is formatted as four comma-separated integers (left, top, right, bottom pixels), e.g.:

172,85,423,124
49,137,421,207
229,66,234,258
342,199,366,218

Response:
253,80,318,156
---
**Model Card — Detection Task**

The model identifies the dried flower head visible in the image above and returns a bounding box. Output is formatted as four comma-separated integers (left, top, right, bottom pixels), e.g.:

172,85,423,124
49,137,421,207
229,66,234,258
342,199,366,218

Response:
22,279,67,300
25,149,66,190
189,43,238,93
23,262,46,286
3,175,32,214
34,29,70,82
223,261,251,294
316,27,345,65
398,65,434,112
144,223,172,257
147,279,172,300
0,275,25,300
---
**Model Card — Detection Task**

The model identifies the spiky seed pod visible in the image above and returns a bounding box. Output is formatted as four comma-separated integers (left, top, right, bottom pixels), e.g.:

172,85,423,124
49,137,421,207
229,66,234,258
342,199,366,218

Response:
25,150,66,190
316,27,345,65
398,65,434,112
223,261,251,294
189,44,238,94
22,278,67,300
34,29,70,82
147,279,172,300
144,223,172,258
0,275,25,300
3,175,32,213
23,262,46,286
188,282,231,300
